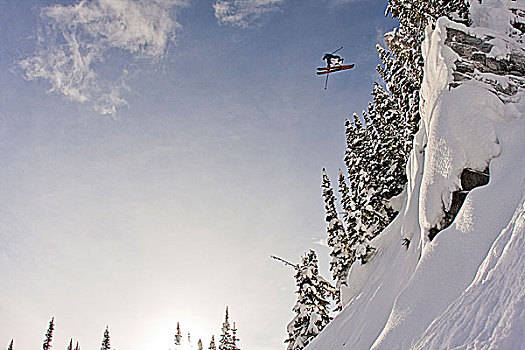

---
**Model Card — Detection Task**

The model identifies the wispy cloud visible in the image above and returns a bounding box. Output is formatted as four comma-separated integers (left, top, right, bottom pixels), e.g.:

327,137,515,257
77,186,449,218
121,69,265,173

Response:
213,0,283,28
19,0,187,115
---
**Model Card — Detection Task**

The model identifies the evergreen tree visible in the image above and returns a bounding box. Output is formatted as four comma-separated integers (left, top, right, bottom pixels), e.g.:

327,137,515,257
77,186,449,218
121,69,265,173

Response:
7,339,13,350
321,169,352,308
67,339,73,350
100,326,111,350
197,339,203,350
337,170,365,264
285,250,333,350
341,116,377,263
74,342,80,350
337,169,355,228
218,307,235,350
174,322,182,346
42,317,54,350
208,335,216,350
231,322,239,350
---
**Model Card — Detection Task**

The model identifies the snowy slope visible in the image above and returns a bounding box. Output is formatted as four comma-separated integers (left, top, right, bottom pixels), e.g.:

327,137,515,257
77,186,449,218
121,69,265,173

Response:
306,1,525,349
413,197,525,350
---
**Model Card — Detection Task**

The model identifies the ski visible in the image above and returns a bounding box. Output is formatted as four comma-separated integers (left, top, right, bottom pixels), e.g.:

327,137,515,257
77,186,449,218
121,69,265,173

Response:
316,64,354,75
317,64,354,71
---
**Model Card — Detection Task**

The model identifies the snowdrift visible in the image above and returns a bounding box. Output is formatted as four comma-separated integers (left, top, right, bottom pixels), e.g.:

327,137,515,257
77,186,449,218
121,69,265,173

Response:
306,1,525,349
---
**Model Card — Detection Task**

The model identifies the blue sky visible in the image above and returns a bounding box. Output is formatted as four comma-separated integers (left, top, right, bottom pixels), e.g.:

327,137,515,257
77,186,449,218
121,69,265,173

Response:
0,0,395,349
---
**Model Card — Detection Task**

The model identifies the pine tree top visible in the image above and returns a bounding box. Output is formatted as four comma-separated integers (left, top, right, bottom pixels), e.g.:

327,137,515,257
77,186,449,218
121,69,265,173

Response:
209,335,217,350
42,317,55,350
175,322,182,345
100,326,111,350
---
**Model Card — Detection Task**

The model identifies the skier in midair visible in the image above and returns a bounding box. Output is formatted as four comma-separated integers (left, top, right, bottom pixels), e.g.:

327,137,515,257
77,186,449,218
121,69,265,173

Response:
322,53,344,69
317,47,354,89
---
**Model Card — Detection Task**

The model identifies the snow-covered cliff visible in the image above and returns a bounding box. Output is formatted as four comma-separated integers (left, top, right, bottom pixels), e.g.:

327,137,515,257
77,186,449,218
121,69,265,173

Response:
306,0,525,349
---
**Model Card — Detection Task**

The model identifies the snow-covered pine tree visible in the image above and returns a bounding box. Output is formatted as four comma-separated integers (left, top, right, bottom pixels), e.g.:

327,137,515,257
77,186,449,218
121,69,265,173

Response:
198,339,203,350
338,169,354,227
344,115,372,214
174,322,182,346
285,250,333,350
354,111,384,241
218,307,235,350
369,81,406,203
347,114,373,203
42,317,54,350
321,169,352,307
343,118,358,196
100,326,111,350
342,118,368,254
341,115,377,263
208,335,216,350
7,339,13,350
338,169,371,261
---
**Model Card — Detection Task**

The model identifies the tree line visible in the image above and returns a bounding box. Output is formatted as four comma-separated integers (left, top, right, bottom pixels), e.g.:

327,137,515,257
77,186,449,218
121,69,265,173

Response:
6,307,240,350
5,317,110,350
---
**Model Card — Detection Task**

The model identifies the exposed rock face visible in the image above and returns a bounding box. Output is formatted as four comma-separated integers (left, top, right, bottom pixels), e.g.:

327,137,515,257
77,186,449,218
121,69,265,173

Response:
510,7,525,41
460,167,490,191
445,27,525,103
426,10,525,240
428,167,490,241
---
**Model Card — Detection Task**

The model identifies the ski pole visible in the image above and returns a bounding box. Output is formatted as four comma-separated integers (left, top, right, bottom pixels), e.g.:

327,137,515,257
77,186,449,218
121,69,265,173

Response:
331,46,343,55
324,71,330,90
